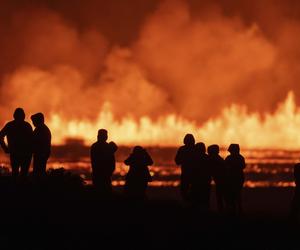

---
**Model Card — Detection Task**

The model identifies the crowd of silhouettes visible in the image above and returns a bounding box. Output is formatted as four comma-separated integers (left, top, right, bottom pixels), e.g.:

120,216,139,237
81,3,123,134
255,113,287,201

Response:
1,108,300,220
175,134,246,214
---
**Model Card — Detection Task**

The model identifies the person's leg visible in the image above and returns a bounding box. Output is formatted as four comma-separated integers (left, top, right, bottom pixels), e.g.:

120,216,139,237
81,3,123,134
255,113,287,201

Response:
197,183,210,210
237,191,243,215
20,155,32,177
33,154,48,177
104,177,112,195
180,174,190,201
142,182,148,200
10,154,20,178
224,186,235,215
39,157,48,175
137,182,148,200
32,155,38,176
216,185,224,212
205,184,211,210
289,188,300,225
93,176,112,196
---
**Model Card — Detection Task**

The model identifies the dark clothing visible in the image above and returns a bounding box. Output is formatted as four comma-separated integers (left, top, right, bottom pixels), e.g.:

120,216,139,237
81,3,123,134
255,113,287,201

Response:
0,120,33,155
32,124,51,156
224,153,246,213
90,141,117,193
290,163,300,218
124,150,153,200
290,186,300,220
0,120,33,177
33,154,48,177
32,124,51,176
175,145,195,200
10,154,31,177
209,154,226,211
225,154,245,191
190,153,211,207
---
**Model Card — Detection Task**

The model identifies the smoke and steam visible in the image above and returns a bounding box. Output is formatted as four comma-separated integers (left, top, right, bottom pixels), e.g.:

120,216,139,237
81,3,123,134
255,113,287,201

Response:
0,0,300,145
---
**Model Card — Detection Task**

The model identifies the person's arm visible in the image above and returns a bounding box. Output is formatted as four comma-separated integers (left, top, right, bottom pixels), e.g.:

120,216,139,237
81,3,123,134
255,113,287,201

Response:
241,156,246,169
47,128,52,156
124,154,133,166
0,124,9,154
175,147,183,165
27,123,33,154
90,145,96,170
145,151,153,166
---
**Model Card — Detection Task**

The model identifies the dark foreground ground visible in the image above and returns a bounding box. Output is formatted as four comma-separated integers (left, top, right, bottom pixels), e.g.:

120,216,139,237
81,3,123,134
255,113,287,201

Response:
0,176,299,250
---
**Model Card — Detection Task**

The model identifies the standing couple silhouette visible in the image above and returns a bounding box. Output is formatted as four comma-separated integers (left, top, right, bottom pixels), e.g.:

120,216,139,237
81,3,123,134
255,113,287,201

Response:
0,108,51,178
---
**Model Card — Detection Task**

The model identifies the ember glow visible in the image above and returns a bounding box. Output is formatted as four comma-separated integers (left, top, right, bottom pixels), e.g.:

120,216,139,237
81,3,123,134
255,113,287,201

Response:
1,0,300,149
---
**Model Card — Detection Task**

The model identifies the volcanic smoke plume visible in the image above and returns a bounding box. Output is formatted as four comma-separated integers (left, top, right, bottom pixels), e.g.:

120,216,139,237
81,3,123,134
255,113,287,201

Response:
1,0,300,147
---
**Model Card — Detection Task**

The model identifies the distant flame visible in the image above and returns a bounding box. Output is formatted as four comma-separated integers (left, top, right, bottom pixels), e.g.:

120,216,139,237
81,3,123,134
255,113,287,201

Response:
48,91,300,149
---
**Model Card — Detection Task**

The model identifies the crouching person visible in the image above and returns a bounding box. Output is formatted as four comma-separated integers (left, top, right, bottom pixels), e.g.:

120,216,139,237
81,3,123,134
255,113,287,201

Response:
124,146,153,201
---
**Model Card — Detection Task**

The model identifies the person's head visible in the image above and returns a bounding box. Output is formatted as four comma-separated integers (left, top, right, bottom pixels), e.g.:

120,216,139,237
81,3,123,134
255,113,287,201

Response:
13,108,25,121
228,144,240,154
97,129,108,142
183,134,195,146
31,113,45,127
195,142,206,154
133,145,144,154
207,144,219,155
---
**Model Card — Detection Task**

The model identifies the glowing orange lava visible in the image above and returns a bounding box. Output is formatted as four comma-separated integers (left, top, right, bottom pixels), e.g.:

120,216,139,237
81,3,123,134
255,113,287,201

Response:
48,91,300,149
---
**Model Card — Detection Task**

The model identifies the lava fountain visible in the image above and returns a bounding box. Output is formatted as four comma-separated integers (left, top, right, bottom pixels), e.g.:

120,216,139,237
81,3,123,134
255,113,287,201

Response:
48,92,300,149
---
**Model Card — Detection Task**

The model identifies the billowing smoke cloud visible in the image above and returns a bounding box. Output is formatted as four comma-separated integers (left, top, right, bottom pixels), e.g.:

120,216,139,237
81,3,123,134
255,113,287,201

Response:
0,0,300,127
134,0,276,121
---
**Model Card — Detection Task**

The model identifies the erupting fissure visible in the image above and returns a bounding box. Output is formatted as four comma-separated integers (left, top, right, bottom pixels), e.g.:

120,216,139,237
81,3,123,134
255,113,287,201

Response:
2,0,300,151
48,92,300,149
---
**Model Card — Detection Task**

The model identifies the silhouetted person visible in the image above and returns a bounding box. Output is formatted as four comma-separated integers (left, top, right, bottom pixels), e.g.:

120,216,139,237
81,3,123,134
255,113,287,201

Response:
208,144,226,212
175,134,195,201
31,113,51,177
290,163,300,221
91,129,118,195
190,142,211,209
124,146,153,200
0,108,33,178
224,144,245,215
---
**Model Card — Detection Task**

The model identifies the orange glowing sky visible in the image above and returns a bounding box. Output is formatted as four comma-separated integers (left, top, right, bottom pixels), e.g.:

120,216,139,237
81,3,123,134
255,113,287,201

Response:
1,0,300,148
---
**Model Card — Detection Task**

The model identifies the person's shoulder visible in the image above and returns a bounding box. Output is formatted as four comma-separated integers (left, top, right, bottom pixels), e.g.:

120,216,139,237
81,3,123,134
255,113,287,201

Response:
43,124,51,131
42,125,51,135
108,141,118,152
91,142,98,148
24,121,32,128
238,154,245,161
2,120,17,131
4,120,14,127
0,121,12,134
224,155,232,161
177,145,186,151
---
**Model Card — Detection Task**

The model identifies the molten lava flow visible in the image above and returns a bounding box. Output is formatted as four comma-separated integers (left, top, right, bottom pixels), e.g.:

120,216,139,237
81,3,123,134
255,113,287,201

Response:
48,91,300,149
